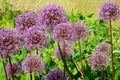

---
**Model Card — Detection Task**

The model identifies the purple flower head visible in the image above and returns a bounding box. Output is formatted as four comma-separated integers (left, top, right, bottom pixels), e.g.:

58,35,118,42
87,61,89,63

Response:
54,41,72,60
96,42,111,55
99,2,120,21
39,4,68,31
5,62,21,77
72,22,89,41
22,54,45,74
15,12,38,37
52,23,75,42
45,68,67,80
0,29,21,57
88,52,109,71
24,26,49,51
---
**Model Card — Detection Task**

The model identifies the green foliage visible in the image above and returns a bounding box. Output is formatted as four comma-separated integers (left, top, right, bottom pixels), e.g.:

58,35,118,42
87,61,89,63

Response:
0,1,21,29
0,3,120,80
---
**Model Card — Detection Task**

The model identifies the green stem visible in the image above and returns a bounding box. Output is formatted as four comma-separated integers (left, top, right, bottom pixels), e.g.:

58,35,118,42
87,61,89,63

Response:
57,43,73,80
30,73,32,80
78,40,85,80
100,71,103,80
64,65,65,80
70,56,82,77
1,55,8,80
8,56,14,80
39,75,41,80
30,69,32,80
110,20,114,80
36,48,38,55
104,70,106,80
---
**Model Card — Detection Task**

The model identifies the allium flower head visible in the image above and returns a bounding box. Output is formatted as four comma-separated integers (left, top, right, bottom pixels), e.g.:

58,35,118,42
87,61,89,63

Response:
45,68,67,80
39,5,68,31
22,54,45,74
52,23,75,42
15,12,38,36
99,2,120,21
88,52,109,71
54,41,72,60
24,26,49,51
5,62,21,77
72,22,89,41
96,42,111,55
0,29,21,57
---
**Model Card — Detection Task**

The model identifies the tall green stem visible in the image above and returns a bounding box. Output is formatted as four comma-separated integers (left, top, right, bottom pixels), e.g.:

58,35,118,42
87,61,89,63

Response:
39,75,41,80
70,56,82,77
8,56,14,80
1,55,8,80
64,65,65,80
104,70,106,80
36,48,38,55
30,67,32,80
57,43,73,80
78,40,85,80
110,20,114,80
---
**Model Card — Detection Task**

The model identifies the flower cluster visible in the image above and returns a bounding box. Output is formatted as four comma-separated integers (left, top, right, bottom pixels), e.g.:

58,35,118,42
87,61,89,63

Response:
52,23,75,42
24,26,49,51
15,12,38,36
88,52,109,71
22,54,45,74
72,22,89,41
5,62,21,77
39,5,68,31
0,29,21,57
88,42,111,71
45,68,67,80
99,2,120,21
54,41,73,60
96,42,111,55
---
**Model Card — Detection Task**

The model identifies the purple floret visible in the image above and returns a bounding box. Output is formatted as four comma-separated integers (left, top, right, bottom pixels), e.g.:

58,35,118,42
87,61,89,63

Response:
52,23,75,42
24,26,49,51
54,41,73,60
39,5,68,31
99,2,120,21
88,52,109,71
15,12,38,37
71,22,89,41
0,28,21,57
22,54,45,74
96,42,111,55
5,62,21,77
45,68,67,80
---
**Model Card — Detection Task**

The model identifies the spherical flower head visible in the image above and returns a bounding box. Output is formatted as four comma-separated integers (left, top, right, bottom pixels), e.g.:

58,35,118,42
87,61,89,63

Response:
88,52,109,71
52,23,75,42
5,62,21,77
72,22,89,41
22,54,45,74
24,26,49,51
99,2,120,21
96,42,111,55
45,68,67,80
0,29,21,57
39,4,68,31
54,41,72,60
15,12,38,37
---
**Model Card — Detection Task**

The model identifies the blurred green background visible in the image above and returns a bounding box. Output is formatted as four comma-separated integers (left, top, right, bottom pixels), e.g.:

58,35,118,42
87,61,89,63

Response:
0,0,120,28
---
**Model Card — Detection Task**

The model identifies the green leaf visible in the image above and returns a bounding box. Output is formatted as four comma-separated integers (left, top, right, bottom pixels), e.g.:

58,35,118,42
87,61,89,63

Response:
87,13,94,18
95,77,101,80
113,50,120,54
114,70,120,80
